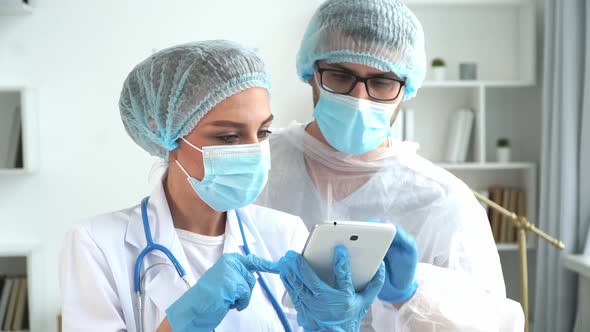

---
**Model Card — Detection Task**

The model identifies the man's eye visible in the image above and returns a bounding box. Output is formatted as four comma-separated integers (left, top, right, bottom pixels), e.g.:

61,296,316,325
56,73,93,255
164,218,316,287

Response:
328,72,354,81
372,78,394,87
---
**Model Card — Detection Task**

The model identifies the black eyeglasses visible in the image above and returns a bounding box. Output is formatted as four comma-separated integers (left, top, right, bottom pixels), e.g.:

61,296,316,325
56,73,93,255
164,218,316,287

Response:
315,66,406,101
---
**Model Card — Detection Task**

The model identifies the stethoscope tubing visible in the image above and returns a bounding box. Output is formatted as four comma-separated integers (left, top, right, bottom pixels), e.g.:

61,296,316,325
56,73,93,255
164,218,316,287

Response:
134,196,291,332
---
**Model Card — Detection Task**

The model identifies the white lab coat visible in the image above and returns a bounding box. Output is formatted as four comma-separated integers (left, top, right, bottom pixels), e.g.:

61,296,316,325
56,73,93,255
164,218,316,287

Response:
59,179,308,332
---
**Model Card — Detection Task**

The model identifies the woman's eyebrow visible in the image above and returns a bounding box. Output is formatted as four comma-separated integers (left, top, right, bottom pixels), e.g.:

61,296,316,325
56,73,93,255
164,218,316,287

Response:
261,114,274,125
205,114,274,128
206,120,246,128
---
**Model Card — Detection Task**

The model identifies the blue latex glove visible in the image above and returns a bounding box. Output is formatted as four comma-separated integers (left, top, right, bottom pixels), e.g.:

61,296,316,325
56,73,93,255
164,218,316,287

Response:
277,246,385,332
378,226,419,304
166,253,277,332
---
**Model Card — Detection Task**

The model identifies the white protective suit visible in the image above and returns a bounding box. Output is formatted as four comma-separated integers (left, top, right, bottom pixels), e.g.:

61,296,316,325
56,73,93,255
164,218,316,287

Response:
256,122,524,331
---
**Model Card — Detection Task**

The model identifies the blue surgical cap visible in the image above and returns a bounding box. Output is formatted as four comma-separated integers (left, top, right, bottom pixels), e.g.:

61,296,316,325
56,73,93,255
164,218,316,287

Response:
119,40,271,159
297,0,426,100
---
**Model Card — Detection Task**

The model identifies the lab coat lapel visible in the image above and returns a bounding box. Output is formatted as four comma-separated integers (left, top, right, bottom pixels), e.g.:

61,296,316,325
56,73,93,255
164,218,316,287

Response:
223,209,257,255
144,209,258,325
124,179,196,316
124,180,177,257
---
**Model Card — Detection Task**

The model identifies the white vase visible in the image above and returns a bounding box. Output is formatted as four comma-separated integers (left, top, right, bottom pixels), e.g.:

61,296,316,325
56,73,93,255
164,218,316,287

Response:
432,67,446,81
497,147,511,163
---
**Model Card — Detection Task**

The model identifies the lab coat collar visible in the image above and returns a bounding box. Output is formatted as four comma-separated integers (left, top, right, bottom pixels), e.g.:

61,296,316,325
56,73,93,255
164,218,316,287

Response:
124,176,258,266
222,209,258,255
140,209,260,320
124,178,179,256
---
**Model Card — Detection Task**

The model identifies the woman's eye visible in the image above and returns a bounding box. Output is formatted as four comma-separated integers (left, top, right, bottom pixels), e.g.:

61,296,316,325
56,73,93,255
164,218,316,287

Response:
216,135,239,143
258,129,272,139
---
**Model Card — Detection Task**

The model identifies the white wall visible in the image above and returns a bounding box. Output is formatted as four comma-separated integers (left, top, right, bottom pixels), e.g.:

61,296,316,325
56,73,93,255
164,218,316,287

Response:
0,0,322,330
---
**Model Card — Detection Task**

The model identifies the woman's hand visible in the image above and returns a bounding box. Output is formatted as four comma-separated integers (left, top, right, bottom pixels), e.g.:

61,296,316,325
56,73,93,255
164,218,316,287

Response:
164,253,277,332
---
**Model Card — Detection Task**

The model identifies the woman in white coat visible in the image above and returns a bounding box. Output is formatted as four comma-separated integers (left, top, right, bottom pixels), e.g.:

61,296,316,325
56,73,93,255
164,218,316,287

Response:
59,40,385,332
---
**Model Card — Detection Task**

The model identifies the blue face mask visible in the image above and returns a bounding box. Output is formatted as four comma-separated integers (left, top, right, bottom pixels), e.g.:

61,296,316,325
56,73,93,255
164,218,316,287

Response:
313,89,397,155
175,138,271,212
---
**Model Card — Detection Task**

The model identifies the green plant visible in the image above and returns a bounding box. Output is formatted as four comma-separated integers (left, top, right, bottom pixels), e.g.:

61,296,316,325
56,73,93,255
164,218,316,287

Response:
497,138,510,147
431,58,446,67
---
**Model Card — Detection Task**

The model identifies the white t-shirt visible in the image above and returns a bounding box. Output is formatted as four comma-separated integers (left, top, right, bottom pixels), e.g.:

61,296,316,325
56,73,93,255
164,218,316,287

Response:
175,228,225,278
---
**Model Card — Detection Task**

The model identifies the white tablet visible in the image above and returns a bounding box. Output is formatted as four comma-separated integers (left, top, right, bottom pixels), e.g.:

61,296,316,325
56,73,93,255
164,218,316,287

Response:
303,221,396,291
282,221,395,307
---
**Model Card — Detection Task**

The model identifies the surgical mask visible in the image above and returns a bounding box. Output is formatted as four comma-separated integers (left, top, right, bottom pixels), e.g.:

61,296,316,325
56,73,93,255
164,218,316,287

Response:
313,89,397,155
175,138,271,212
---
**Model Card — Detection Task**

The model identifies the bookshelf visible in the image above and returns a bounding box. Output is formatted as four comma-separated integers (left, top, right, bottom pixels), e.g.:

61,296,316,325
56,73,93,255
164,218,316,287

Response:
405,0,540,307
0,86,37,174
0,242,38,332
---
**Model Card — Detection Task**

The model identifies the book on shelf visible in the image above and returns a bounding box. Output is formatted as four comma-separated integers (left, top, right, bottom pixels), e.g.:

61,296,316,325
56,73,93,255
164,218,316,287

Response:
0,106,22,168
488,187,504,242
391,107,405,142
476,190,490,211
0,276,29,330
12,278,27,330
507,188,519,242
499,188,511,242
403,108,415,142
391,108,416,143
3,278,20,330
444,108,474,163
0,278,14,328
486,186,528,244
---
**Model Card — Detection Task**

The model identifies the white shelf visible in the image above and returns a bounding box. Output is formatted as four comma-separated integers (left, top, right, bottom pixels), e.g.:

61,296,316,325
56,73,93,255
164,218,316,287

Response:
497,243,519,251
563,255,590,278
496,243,536,251
406,0,532,6
423,81,535,88
0,86,37,173
438,162,536,170
0,169,31,175
0,241,38,255
483,81,536,87
0,0,32,15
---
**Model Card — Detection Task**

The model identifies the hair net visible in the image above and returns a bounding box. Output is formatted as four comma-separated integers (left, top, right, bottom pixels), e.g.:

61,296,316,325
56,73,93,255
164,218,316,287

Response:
119,40,271,159
297,0,426,100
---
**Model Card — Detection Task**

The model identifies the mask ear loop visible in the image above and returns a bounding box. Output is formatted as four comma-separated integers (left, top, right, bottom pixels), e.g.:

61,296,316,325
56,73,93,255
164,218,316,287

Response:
314,69,326,96
180,137,204,152
174,160,191,179
174,137,204,179
314,70,320,86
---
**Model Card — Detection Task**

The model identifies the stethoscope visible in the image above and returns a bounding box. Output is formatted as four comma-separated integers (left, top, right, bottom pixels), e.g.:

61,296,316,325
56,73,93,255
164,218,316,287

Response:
133,196,292,332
